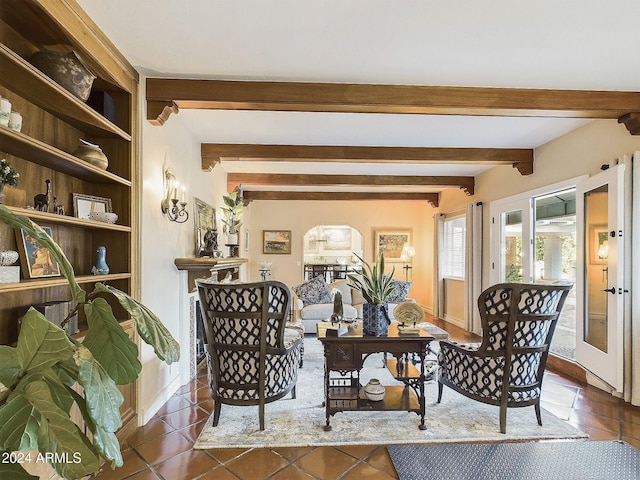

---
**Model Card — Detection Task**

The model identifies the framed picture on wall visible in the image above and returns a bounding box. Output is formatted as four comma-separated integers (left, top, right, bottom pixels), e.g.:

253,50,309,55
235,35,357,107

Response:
590,225,609,265
263,230,292,254
15,226,61,279
194,197,217,256
374,229,412,262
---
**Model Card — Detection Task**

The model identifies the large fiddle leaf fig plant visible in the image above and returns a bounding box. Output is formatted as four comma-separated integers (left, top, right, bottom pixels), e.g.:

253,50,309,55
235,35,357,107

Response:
0,206,180,479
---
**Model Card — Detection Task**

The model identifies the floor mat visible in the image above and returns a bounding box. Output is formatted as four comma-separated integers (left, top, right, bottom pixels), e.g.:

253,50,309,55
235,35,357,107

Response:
387,441,640,480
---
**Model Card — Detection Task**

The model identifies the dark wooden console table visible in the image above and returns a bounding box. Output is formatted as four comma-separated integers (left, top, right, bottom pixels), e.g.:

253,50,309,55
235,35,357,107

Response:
317,322,435,431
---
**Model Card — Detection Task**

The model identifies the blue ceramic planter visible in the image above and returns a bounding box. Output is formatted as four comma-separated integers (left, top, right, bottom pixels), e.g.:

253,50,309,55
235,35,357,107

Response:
362,303,390,336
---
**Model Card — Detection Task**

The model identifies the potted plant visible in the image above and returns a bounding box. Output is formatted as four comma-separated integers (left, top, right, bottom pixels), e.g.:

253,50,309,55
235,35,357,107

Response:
0,158,20,204
220,191,243,245
0,206,180,479
348,253,395,336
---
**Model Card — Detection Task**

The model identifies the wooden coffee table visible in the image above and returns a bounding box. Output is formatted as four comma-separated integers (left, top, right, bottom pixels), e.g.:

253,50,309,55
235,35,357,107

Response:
317,321,435,430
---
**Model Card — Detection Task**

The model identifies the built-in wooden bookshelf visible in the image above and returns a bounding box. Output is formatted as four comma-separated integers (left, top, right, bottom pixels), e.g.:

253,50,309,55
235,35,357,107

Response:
0,0,139,436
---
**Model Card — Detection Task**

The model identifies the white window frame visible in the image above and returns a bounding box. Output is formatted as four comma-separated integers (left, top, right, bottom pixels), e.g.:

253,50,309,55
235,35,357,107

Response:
441,213,466,280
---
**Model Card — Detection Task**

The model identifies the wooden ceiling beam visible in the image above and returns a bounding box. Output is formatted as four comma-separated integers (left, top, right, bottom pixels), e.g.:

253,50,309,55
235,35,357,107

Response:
242,190,439,207
227,173,475,195
147,78,640,129
201,143,534,175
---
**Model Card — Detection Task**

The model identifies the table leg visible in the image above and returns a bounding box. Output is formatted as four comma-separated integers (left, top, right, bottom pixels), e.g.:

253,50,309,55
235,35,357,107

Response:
418,345,427,430
323,345,332,431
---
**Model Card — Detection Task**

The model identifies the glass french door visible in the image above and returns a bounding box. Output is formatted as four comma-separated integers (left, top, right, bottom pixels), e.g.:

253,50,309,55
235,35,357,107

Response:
575,165,626,392
491,186,578,359
491,199,533,284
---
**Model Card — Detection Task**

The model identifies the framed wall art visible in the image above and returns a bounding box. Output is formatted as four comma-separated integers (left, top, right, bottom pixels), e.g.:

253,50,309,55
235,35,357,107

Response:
194,197,218,256
15,226,61,279
374,229,412,262
263,230,291,254
590,225,609,265
72,193,112,219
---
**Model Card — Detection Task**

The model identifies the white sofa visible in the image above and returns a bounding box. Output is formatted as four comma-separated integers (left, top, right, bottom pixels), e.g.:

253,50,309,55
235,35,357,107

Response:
293,278,414,333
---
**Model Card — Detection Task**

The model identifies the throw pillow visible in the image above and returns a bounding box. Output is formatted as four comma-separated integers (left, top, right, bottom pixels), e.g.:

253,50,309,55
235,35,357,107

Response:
293,275,332,306
387,279,412,303
328,279,353,305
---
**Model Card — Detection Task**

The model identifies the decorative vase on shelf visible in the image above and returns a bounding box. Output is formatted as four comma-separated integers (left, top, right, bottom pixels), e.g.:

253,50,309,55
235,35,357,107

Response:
29,49,96,101
72,139,109,170
91,246,109,275
363,379,385,402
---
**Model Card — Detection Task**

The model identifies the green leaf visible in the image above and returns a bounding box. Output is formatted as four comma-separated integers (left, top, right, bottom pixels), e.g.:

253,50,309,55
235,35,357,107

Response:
24,381,99,479
0,345,20,388
92,425,123,469
0,463,38,479
0,393,37,451
54,357,80,387
16,310,74,373
82,298,141,385
0,206,85,303
94,283,180,364
41,373,75,414
77,346,123,433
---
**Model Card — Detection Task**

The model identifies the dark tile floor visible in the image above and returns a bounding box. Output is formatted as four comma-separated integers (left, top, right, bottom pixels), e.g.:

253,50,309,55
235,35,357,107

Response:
95,319,640,480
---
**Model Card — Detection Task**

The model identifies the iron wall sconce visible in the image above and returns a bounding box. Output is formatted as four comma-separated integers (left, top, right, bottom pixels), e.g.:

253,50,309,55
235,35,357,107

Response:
161,168,188,223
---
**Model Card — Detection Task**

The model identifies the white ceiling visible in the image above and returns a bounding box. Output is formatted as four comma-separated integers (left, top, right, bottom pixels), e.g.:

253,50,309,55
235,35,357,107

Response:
77,0,640,193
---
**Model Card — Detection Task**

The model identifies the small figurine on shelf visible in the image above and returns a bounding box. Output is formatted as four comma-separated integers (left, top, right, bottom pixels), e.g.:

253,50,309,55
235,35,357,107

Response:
52,196,65,215
33,179,51,212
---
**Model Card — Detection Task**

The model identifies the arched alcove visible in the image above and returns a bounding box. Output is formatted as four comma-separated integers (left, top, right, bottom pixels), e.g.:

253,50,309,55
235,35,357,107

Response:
302,225,364,281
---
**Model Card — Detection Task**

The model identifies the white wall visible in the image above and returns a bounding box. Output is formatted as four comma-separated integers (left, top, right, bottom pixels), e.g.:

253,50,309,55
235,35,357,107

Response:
137,77,228,423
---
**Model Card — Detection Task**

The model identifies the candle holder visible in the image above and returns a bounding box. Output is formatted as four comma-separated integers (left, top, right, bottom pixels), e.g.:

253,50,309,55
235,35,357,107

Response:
161,167,189,223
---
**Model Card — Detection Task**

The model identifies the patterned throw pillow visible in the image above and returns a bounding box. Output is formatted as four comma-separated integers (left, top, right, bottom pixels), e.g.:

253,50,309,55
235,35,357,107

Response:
293,275,332,306
386,279,412,303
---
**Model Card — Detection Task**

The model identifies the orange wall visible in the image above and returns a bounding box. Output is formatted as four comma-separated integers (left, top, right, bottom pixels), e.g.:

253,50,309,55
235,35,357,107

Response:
243,198,436,310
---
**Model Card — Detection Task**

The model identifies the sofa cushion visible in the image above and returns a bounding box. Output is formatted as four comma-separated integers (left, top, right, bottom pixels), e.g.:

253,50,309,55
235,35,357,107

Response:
387,279,412,303
293,275,332,306
300,303,358,320
328,279,353,305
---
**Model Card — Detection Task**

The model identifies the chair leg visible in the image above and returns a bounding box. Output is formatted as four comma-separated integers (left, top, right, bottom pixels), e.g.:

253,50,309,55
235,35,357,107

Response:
500,405,507,434
535,401,542,426
259,401,265,431
292,384,297,399
212,400,221,427
437,381,443,403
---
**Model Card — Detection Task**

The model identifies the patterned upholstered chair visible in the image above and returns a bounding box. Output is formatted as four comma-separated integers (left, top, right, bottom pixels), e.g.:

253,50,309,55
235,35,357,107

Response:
437,282,572,433
196,280,303,430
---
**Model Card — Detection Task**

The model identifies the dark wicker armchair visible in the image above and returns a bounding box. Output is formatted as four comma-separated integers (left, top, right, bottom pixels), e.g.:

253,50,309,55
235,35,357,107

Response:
437,282,572,433
196,280,303,430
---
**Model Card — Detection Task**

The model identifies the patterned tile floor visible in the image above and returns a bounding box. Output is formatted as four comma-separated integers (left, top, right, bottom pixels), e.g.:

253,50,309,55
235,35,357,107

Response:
95,319,640,480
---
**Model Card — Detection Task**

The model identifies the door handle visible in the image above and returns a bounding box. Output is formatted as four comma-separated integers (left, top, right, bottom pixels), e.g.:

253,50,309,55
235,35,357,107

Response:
601,287,616,294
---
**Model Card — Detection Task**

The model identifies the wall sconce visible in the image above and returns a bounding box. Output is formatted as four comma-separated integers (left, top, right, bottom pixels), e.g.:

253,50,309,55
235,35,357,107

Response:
400,244,416,281
161,168,189,223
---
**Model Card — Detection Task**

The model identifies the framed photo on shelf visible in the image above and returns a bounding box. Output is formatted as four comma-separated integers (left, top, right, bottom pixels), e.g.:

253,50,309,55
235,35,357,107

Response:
263,230,292,254
374,229,412,262
15,226,61,279
72,193,112,219
194,197,217,256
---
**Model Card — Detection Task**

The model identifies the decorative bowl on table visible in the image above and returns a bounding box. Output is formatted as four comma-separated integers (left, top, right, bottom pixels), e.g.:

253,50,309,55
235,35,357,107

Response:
259,261,273,269
89,211,118,224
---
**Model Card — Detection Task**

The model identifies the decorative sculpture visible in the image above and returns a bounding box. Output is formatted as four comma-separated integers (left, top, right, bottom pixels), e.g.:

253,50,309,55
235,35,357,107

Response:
33,179,51,212
52,196,65,215
330,290,343,323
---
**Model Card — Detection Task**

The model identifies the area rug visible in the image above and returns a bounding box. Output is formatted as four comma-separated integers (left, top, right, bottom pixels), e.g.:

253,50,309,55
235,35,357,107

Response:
194,338,586,449
387,441,640,480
